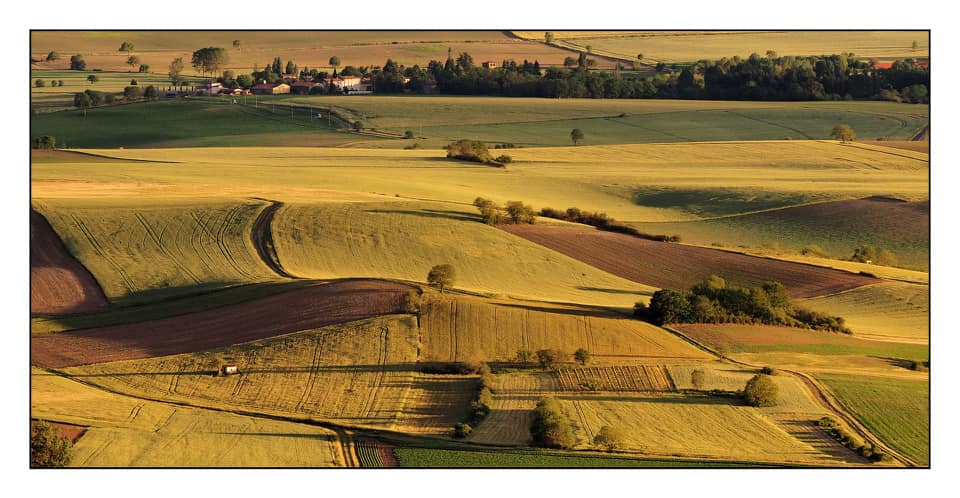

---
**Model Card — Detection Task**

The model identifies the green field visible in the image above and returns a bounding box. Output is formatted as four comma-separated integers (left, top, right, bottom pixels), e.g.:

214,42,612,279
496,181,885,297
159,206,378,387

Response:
816,374,929,466
393,447,759,467
30,70,183,113
31,96,929,149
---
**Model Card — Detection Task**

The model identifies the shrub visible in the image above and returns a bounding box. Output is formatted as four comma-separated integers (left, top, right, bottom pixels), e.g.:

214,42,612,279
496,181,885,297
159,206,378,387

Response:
403,142,422,150
910,360,929,372
690,369,706,390
592,425,626,451
453,422,472,438
494,154,513,164
35,79,45,87
801,244,830,258
530,397,575,449
535,349,567,370
505,201,536,224
400,290,420,313
760,366,779,376
352,121,363,131
515,349,533,365
130,79,138,85
744,374,778,407
445,139,494,164
404,130,415,139
573,348,590,366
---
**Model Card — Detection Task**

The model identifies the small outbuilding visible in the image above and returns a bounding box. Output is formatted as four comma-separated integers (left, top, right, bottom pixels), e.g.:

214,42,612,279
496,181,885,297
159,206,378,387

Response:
221,363,239,375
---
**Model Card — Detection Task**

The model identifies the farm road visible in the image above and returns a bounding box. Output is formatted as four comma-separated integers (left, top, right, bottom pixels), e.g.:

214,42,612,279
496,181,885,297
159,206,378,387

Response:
250,198,297,279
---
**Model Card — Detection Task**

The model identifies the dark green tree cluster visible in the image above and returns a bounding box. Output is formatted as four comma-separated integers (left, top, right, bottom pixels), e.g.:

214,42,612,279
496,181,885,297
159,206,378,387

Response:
32,135,57,149
850,244,896,266
445,140,511,166
354,52,927,102
69,54,86,70
535,349,568,369
635,275,851,333
454,363,494,438
191,47,228,77
31,420,72,467
530,397,575,449
473,197,536,225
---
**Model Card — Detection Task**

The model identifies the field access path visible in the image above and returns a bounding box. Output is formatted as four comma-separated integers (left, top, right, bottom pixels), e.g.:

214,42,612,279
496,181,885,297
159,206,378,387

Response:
662,326,916,467
250,198,297,279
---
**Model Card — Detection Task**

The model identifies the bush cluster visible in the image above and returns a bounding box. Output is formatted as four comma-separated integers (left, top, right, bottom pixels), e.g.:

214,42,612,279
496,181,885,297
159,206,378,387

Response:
538,206,679,242
743,374,778,407
530,397,575,449
634,275,852,333
473,197,535,225
445,139,510,166
817,417,889,462
453,363,495,438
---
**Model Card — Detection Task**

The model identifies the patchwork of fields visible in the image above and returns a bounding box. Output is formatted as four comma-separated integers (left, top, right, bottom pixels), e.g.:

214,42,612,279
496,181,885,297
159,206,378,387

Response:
28,53,929,470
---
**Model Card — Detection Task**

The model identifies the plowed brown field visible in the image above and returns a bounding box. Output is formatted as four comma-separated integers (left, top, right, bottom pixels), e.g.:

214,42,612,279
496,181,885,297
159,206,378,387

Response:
31,279,410,368
31,210,108,315
501,225,879,298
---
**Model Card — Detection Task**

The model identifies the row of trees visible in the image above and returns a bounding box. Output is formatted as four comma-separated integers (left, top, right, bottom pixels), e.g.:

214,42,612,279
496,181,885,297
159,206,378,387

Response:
445,140,512,167
472,197,535,225
635,275,851,333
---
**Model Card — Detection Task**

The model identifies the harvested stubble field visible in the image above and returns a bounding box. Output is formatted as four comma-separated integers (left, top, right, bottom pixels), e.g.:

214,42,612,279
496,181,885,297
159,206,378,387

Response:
31,210,108,315
799,282,929,341
674,323,929,358
33,198,281,304
63,316,468,433
38,141,929,223
631,196,930,270
31,30,579,76
32,279,409,368
665,364,826,414
31,368,344,467
554,365,676,392
513,31,929,63
270,202,654,308
468,372,558,446
393,447,754,468
816,373,929,466
418,294,712,363
501,224,879,299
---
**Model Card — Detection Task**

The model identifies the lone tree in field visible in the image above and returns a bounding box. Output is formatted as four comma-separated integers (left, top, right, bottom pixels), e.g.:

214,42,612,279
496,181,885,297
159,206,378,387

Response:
31,420,72,467
233,39,242,51
544,32,554,44
830,124,856,143
329,56,341,72
46,51,59,62
168,57,185,85
427,264,456,293
536,349,567,370
574,348,591,366
126,55,140,71
86,74,99,84
530,397,575,449
592,425,626,451
570,128,584,145
119,41,135,55
744,374,779,407
69,54,86,70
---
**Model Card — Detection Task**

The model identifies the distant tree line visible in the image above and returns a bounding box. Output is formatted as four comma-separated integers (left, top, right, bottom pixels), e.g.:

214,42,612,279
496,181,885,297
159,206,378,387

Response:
351,51,928,102
634,275,852,333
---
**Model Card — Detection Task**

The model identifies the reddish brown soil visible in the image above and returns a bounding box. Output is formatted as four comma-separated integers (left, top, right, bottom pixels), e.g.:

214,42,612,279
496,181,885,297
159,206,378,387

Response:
502,225,879,299
31,420,88,443
31,279,411,368
31,210,109,315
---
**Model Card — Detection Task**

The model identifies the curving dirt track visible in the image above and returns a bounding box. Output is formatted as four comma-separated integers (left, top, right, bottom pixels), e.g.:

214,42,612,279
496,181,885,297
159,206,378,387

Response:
250,199,297,279
31,279,410,369
31,210,109,315
502,225,879,299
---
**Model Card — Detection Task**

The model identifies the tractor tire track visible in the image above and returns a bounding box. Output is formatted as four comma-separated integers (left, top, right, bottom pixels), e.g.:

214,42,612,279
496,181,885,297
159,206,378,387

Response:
250,200,297,279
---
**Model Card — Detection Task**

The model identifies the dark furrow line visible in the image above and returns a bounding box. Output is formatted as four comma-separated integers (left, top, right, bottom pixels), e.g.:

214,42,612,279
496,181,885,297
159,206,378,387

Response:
249,200,298,279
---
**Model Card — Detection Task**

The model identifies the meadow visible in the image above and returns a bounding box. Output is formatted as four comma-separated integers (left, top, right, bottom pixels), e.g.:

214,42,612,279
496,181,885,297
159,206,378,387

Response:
31,368,344,467
815,374,929,466
513,31,929,63
31,96,929,149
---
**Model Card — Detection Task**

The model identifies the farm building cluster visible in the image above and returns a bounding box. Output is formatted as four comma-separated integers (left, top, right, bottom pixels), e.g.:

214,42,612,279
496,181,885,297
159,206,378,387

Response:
185,73,392,97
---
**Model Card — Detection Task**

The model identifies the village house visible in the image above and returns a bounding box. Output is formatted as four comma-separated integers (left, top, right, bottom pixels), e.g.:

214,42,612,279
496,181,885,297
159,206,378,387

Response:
196,81,225,96
481,61,498,69
324,75,374,94
251,81,291,95
290,80,320,94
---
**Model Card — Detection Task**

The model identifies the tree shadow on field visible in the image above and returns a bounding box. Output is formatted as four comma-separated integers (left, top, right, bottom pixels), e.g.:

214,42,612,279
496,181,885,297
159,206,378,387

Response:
213,432,337,442
872,356,917,370
576,286,653,297
365,208,480,223
492,302,624,319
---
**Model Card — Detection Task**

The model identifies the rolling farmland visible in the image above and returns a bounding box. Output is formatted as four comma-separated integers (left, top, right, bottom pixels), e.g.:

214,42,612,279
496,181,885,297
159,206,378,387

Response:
31,210,108,315
800,282,929,341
